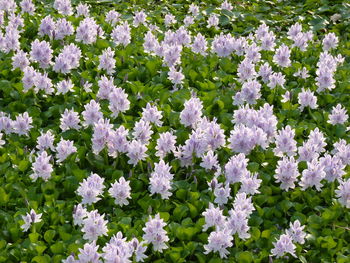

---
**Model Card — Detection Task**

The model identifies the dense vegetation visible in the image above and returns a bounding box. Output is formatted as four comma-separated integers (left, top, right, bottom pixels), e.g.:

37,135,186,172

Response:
0,0,349,262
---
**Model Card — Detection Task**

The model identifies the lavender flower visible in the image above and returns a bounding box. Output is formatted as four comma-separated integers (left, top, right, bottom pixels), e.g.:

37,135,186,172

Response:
39,15,55,37
273,44,291,68
298,88,317,111
191,33,208,56
109,177,131,206
111,21,131,47
294,67,309,79
127,140,147,166
108,87,130,117
226,209,250,239
92,118,113,155
73,204,87,226
214,184,230,205
221,0,233,11
274,156,299,190
180,96,203,127
55,138,77,163
142,214,169,252
81,210,108,241
274,125,297,157
60,109,81,131
168,67,185,86
202,203,226,231
149,160,173,199
156,132,176,158
328,104,348,125
53,44,82,74
211,33,235,57
133,10,147,27
77,241,101,263
322,33,338,51
76,3,89,17
76,17,99,44
320,154,345,182
12,50,29,71
20,0,35,14
233,193,255,216
267,72,286,89
286,220,306,244
234,79,261,105
258,62,273,83
107,125,129,157
82,100,103,127
271,234,296,258
12,112,33,136
56,79,74,95
200,150,219,171
225,153,248,184
237,58,257,82
98,47,116,75
164,13,176,26
105,10,120,25
30,39,52,68
240,172,262,195
54,18,74,40
335,179,350,208
207,14,219,29
228,124,267,154
36,130,55,152
30,151,53,181
102,232,133,262
300,158,325,191
21,209,42,232
204,229,233,258
141,103,163,127
53,0,73,16
77,173,105,205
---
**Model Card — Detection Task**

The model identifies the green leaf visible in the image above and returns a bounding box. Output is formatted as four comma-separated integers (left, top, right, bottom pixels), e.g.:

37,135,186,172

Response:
32,255,50,263
44,230,56,243
29,233,39,243
236,251,253,263
173,205,189,221
0,187,9,205
50,242,64,254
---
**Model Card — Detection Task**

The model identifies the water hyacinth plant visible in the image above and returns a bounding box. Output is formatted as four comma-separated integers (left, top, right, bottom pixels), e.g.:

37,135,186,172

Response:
0,0,349,262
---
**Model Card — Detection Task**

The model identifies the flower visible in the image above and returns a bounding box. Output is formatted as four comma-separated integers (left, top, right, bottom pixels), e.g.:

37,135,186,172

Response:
180,96,203,127
77,173,105,205
56,138,77,162
328,104,348,125
142,214,169,252
59,109,81,131
286,220,306,244
204,229,233,258
202,203,226,231
274,156,299,190
300,158,325,191
30,151,53,181
81,210,108,241
21,209,42,232
335,179,350,208
271,234,296,258
108,177,131,206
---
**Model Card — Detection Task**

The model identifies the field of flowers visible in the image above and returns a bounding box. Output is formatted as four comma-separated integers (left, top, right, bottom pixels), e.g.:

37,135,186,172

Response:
0,0,350,262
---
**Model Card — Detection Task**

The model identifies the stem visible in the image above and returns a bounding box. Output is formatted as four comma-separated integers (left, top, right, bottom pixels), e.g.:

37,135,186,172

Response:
139,161,144,173
104,149,109,165
121,113,127,124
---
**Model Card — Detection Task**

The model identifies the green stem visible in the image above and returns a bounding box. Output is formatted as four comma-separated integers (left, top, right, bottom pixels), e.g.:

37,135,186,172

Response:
121,113,127,124
139,161,144,173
